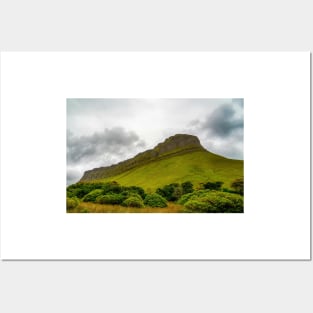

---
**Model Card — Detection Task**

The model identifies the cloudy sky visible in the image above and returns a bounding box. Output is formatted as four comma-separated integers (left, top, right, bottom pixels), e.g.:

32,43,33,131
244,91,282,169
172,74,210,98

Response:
67,98,244,185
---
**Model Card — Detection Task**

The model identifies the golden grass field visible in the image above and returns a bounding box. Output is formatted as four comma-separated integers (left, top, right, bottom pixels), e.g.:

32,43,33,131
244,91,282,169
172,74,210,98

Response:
68,201,185,213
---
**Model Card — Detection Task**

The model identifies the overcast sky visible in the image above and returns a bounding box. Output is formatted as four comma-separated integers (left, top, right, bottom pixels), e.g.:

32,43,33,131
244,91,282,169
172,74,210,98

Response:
67,98,243,185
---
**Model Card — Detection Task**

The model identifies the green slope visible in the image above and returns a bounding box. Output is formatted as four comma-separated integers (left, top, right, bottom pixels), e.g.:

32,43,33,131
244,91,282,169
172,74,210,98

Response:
96,150,243,191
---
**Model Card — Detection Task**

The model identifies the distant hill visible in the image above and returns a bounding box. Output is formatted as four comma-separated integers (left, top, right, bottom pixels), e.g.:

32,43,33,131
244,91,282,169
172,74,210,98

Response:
79,134,243,190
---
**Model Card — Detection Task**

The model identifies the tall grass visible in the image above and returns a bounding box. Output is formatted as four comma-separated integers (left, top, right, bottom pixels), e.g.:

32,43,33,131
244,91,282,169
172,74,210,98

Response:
67,201,184,213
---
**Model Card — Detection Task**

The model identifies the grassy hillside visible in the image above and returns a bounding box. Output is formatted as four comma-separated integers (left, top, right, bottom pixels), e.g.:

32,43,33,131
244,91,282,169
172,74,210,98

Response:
96,150,243,191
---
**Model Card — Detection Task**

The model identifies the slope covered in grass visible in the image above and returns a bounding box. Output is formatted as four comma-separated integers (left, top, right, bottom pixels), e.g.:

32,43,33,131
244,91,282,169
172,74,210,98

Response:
97,150,243,191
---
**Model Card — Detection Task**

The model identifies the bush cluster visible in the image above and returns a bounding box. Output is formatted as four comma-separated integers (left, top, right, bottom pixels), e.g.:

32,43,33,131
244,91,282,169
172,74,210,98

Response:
67,181,161,208
156,181,194,201
66,197,80,210
122,194,144,208
66,178,244,211
177,190,207,205
96,194,124,205
82,189,103,202
183,190,243,213
202,181,223,191
144,193,167,208
66,181,132,199
231,177,244,195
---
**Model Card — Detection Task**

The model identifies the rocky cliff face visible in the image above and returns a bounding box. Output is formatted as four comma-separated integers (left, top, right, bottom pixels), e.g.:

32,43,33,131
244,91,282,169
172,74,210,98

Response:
79,134,205,182
154,134,202,154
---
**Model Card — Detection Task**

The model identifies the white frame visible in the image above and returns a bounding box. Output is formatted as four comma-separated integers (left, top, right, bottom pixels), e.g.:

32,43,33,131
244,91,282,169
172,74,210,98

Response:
0,52,310,260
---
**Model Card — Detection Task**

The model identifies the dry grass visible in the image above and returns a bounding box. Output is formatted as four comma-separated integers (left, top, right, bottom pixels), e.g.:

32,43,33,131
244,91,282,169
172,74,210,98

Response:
68,201,184,213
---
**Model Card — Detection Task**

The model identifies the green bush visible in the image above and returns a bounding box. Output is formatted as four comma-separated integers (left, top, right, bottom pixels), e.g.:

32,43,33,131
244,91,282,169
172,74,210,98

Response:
66,197,80,210
219,192,244,212
184,200,213,212
181,181,194,194
144,193,167,208
82,189,103,202
177,190,207,205
101,181,123,194
184,190,243,213
67,183,92,199
122,186,146,199
231,177,244,195
122,195,144,208
172,185,183,200
177,193,192,205
202,181,223,191
67,182,103,199
120,190,144,201
66,181,124,199
221,187,237,194
156,183,182,201
96,194,124,205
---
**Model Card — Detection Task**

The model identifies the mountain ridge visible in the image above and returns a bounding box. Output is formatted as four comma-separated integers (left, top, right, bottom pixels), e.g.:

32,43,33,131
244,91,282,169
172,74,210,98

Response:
80,134,207,181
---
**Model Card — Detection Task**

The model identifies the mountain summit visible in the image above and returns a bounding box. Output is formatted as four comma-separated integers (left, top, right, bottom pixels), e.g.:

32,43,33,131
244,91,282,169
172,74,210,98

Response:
154,134,203,154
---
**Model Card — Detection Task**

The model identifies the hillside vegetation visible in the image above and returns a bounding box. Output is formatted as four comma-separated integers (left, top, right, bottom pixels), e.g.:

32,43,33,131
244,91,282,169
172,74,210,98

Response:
67,178,243,213
96,150,243,191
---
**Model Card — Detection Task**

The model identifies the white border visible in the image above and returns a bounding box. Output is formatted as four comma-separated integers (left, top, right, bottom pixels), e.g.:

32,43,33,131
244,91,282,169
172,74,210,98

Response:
0,52,310,259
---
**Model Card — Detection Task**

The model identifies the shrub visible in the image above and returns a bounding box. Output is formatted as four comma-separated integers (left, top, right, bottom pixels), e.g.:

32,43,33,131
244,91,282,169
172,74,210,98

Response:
144,193,167,208
156,183,182,201
66,183,93,199
67,182,104,199
177,190,207,205
66,189,75,198
101,181,123,194
123,186,146,199
96,194,124,205
221,187,237,194
121,189,146,201
184,200,213,212
181,181,194,194
156,187,166,198
196,194,233,212
66,197,80,210
172,185,183,200
202,181,223,191
219,192,244,212
82,189,103,202
122,195,144,208
231,178,244,195
177,193,193,205
184,190,243,213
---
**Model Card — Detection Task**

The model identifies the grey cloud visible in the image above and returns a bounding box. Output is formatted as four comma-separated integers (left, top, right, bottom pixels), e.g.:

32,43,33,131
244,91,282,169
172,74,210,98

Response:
136,141,146,148
204,135,243,160
67,127,146,166
231,98,244,107
67,167,82,186
201,105,243,138
188,119,200,127
186,101,243,160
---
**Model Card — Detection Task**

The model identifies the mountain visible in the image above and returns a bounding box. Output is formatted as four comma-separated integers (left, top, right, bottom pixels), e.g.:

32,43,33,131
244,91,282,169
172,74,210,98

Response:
79,134,243,190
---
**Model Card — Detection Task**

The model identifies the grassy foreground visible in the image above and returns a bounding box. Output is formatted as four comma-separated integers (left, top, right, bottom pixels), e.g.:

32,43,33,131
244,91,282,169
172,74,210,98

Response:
68,201,184,213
